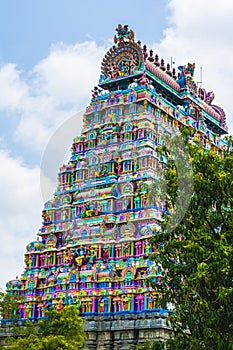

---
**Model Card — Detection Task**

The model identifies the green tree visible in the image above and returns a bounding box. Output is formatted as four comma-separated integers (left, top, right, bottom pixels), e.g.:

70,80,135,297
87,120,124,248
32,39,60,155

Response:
146,137,233,350
0,289,20,319
7,305,86,350
136,340,165,350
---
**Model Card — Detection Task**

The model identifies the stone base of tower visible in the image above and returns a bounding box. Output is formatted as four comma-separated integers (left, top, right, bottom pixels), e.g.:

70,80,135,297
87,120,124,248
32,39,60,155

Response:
0,312,170,349
84,312,171,350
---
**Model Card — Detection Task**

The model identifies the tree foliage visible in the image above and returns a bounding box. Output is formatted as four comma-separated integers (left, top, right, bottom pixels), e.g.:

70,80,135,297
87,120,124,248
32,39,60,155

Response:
146,136,233,349
136,340,165,350
0,289,20,320
6,305,86,350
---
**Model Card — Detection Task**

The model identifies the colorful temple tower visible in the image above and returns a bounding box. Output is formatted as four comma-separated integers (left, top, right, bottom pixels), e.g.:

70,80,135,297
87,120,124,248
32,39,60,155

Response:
6,25,228,349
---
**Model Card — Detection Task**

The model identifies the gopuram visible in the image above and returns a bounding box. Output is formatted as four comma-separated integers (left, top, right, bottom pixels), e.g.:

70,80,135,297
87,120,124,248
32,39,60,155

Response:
5,25,228,349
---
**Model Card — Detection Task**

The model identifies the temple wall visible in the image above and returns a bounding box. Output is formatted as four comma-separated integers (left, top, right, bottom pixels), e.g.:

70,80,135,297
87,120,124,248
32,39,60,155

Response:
84,312,170,349
0,312,170,349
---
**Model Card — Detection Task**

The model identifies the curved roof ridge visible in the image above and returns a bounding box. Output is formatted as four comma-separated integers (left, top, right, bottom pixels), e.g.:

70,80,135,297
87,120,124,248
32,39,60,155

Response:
146,61,180,91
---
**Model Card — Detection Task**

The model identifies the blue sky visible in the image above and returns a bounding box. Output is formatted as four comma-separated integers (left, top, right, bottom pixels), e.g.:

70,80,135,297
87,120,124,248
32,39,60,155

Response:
1,0,167,70
0,0,233,290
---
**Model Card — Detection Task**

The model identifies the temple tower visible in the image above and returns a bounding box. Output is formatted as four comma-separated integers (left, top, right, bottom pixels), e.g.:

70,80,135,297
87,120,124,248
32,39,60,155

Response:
6,25,228,349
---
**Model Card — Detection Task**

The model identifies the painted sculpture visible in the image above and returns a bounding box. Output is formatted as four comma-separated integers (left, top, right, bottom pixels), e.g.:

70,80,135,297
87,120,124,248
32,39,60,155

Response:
6,25,228,319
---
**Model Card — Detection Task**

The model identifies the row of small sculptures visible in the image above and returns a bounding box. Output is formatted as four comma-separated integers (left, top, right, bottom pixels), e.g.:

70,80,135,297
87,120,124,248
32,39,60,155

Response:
10,256,162,292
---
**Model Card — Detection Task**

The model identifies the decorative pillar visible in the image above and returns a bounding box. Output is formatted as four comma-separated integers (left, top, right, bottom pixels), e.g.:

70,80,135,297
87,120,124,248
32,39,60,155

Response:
131,295,135,311
92,297,96,313
98,245,102,259
108,296,112,313
28,303,33,318
53,252,56,265
131,242,134,255
32,303,37,318
111,244,115,258
19,304,25,318
141,240,145,254
40,254,45,267
144,294,147,311
104,297,108,313
135,242,139,256
127,296,131,311
36,254,39,267
57,251,62,265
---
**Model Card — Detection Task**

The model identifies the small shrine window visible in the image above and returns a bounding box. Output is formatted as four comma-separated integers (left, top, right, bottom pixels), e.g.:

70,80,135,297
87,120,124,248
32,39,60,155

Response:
128,93,136,103
123,183,133,193
94,112,99,121
108,200,112,211
125,123,132,132
55,211,61,222
76,206,81,216
141,158,147,168
147,131,153,139
91,156,98,165
110,134,116,143
62,174,67,183
89,166,96,178
117,202,122,212
134,197,140,209
62,209,69,220
125,133,131,141
135,241,142,255
63,196,70,205
93,104,100,112
102,201,108,212
124,160,131,171
77,171,83,180
89,132,96,140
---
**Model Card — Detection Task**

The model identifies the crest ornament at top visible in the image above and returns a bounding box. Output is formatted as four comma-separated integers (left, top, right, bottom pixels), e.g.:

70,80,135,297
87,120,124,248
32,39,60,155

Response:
114,24,135,45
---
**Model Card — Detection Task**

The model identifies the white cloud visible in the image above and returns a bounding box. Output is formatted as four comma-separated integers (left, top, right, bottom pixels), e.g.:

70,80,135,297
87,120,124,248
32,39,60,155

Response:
153,0,233,132
15,41,105,151
0,150,42,290
0,41,106,153
0,63,28,110
34,41,103,106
